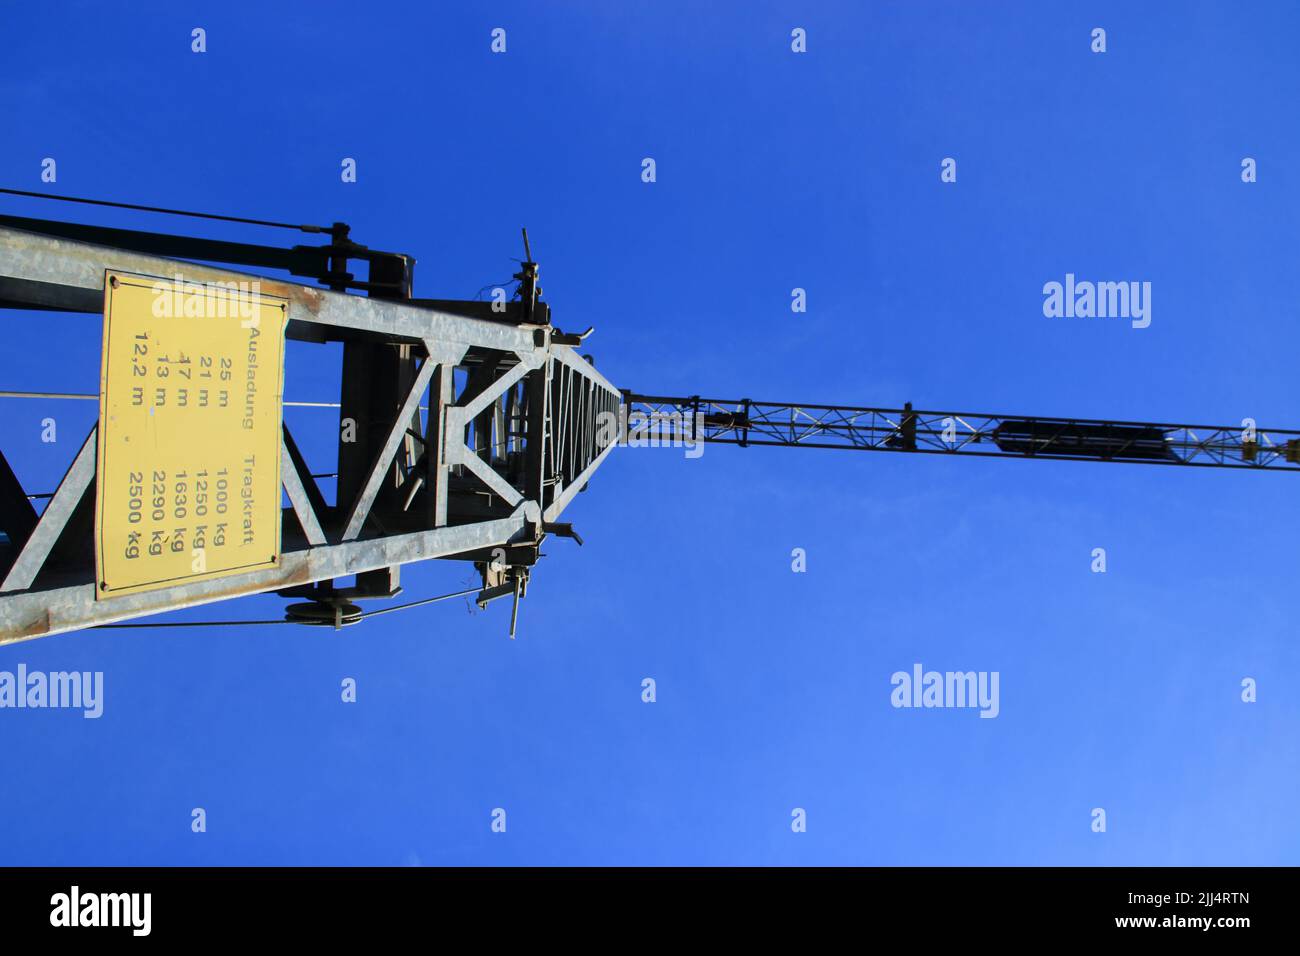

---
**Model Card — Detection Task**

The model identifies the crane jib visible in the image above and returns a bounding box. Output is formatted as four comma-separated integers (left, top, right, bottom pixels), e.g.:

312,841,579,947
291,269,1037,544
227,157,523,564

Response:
620,395,1300,471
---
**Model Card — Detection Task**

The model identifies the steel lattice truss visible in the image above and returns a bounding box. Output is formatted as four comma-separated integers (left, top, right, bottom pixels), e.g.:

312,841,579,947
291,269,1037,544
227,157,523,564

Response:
0,220,619,643
623,395,1300,472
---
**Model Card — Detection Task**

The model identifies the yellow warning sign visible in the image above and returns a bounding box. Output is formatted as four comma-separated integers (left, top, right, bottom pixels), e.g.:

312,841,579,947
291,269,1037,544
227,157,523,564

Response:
94,271,288,597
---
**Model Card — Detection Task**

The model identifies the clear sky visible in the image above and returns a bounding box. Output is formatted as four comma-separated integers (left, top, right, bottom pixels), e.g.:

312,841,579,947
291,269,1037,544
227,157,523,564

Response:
1,0,1297,865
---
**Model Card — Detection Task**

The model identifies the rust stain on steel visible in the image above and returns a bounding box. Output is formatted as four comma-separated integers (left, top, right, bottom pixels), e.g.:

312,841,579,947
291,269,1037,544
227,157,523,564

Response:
1,608,53,645
294,285,324,315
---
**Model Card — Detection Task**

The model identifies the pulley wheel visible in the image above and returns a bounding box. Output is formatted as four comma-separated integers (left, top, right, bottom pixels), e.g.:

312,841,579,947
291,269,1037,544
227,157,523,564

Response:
285,601,364,628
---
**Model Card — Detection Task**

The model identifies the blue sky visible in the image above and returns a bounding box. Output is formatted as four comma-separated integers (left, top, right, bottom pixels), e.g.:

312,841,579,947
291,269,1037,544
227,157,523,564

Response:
1,0,1297,864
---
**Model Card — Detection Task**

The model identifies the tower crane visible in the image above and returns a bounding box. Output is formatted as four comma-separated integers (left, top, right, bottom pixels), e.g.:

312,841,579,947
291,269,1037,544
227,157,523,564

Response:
0,190,1294,645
